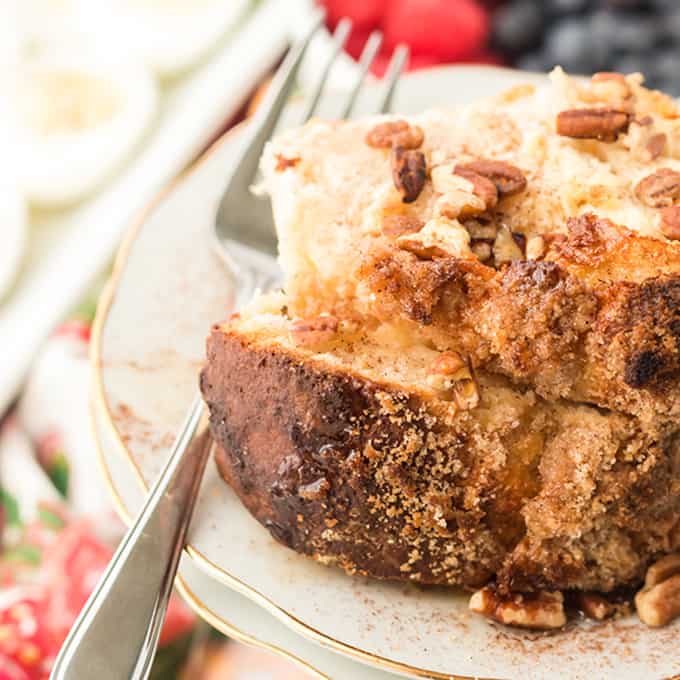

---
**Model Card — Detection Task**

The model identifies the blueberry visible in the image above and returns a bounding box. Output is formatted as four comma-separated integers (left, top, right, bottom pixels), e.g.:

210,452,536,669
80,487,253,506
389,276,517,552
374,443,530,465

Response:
492,0,546,54
662,10,680,41
644,48,680,92
613,53,647,73
600,0,653,10
545,16,609,73
613,53,655,81
588,10,620,51
516,50,556,73
547,0,591,14
611,12,662,51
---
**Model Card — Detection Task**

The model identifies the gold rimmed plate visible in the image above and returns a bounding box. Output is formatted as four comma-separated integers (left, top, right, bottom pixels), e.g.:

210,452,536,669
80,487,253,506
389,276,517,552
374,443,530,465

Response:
90,65,680,680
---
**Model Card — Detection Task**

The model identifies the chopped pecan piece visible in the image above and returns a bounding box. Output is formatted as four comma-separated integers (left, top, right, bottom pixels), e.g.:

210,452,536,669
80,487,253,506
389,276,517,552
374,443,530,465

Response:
455,378,480,411
471,241,492,261
290,315,339,347
646,553,680,587
274,154,301,172
396,216,472,259
525,235,545,260
493,226,525,265
453,167,498,209
464,216,498,240
456,160,527,197
429,350,467,379
426,351,479,410
575,592,615,621
432,164,496,218
635,168,680,208
391,147,427,203
588,72,633,109
469,587,566,630
381,214,424,238
635,553,680,627
644,133,667,161
365,119,424,149
660,206,680,240
556,107,631,142
591,71,627,84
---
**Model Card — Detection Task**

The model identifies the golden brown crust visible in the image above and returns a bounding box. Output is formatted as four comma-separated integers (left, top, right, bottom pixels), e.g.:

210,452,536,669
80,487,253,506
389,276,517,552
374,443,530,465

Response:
201,324,680,594
359,215,680,423
546,213,680,285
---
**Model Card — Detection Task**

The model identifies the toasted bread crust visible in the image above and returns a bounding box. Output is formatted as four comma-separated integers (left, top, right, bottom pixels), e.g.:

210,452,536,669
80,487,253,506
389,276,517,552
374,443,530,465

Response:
201,325,680,593
360,216,680,423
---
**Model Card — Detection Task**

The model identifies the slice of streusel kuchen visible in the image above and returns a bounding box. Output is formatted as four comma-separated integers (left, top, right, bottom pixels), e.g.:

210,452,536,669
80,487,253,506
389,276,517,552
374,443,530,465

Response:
200,67,680,629
260,68,680,426
200,299,680,608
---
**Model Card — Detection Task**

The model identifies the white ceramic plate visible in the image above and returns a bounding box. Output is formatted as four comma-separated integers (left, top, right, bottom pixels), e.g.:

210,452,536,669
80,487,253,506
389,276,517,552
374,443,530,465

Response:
91,66,680,680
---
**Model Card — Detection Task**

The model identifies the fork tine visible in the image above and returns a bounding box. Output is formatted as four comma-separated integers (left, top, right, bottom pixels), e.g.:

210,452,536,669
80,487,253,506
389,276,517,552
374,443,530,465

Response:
301,17,353,123
339,30,383,119
378,44,409,114
230,10,325,184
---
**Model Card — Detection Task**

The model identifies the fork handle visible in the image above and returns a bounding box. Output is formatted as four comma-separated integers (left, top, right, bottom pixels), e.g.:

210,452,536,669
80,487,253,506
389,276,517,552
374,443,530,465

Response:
50,396,210,680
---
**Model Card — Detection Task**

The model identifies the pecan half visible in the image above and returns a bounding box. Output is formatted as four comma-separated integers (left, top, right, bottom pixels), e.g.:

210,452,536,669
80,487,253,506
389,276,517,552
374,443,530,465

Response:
635,553,680,627
391,147,427,203
365,120,424,149
431,165,488,219
381,214,424,238
456,160,527,197
453,167,498,210
290,315,339,347
635,168,680,208
556,107,631,142
660,206,680,240
469,587,566,630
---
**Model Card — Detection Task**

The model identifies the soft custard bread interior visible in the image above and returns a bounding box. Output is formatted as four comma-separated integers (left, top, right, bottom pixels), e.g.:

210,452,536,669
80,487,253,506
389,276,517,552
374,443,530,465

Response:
263,68,680,313
201,68,680,600
260,69,680,426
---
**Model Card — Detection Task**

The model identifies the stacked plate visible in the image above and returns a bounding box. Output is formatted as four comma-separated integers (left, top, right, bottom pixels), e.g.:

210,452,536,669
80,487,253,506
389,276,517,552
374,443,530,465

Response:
90,65,680,680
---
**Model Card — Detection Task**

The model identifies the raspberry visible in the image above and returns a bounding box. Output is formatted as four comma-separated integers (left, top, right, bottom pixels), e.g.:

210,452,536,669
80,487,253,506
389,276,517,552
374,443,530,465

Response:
384,0,490,62
319,0,387,31
344,29,373,61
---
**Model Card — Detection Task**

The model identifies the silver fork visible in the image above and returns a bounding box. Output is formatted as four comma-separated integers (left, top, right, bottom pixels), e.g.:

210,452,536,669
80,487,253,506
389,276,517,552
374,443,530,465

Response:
51,14,408,680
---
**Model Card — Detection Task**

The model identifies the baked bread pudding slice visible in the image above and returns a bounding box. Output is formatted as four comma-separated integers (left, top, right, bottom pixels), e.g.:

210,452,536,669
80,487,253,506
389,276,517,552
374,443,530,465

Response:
201,68,680,630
